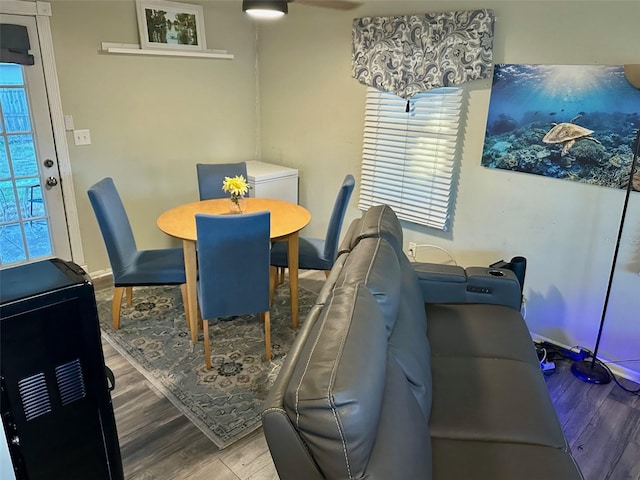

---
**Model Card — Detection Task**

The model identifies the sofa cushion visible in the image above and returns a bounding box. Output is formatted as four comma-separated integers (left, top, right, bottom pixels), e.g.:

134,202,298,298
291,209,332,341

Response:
336,237,433,421
314,252,348,306
337,216,362,255
390,252,433,421
427,303,539,366
337,237,401,332
349,204,404,255
431,438,584,480
364,355,432,480
430,356,568,449
283,284,388,480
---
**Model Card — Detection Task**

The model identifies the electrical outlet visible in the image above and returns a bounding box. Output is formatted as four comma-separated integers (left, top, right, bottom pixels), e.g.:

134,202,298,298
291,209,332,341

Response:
408,242,417,258
73,129,91,146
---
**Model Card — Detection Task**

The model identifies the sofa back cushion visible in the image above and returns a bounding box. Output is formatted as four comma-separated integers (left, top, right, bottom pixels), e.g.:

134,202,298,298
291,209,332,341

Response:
336,235,433,422
346,205,404,255
337,237,401,332
391,251,433,421
283,285,388,479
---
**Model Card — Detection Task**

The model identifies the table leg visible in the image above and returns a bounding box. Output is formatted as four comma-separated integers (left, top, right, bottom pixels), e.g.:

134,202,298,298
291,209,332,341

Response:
183,239,199,344
287,232,300,329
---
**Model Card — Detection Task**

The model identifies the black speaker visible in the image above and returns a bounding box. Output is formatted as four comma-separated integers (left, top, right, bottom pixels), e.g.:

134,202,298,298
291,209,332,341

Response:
0,258,124,480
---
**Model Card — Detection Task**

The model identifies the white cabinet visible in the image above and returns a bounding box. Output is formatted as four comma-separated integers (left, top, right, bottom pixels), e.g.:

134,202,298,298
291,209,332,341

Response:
246,161,298,204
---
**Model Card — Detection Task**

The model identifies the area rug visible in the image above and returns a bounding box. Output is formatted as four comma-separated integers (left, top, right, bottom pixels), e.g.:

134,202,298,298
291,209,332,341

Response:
95,283,316,449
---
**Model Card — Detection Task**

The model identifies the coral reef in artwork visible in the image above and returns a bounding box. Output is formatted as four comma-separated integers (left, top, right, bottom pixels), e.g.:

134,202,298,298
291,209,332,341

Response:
482,65,640,190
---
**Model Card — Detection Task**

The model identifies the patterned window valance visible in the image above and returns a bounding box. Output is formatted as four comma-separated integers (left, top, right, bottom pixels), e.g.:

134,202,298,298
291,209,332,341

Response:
352,9,495,99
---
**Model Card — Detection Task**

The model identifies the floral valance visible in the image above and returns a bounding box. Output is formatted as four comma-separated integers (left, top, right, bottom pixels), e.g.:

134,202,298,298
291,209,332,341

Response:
352,9,495,99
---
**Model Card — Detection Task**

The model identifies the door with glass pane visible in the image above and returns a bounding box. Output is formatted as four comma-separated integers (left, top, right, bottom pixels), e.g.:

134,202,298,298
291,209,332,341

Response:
0,15,71,267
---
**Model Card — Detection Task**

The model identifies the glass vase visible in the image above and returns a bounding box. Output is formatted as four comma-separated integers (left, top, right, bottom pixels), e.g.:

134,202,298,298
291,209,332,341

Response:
228,196,246,214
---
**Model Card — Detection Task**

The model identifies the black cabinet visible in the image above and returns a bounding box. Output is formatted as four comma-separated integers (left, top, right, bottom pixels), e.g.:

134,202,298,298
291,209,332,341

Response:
0,259,124,480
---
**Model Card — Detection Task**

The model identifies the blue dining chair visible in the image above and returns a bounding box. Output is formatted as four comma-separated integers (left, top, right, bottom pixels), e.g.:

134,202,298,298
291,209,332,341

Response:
196,162,248,200
88,177,187,330
270,174,355,284
195,211,272,368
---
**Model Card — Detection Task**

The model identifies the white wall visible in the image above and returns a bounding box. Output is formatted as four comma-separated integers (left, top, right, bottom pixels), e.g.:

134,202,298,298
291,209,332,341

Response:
49,0,258,272
257,1,640,380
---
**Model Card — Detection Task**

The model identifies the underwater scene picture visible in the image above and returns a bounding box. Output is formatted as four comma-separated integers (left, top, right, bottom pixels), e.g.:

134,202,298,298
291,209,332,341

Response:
482,64,640,191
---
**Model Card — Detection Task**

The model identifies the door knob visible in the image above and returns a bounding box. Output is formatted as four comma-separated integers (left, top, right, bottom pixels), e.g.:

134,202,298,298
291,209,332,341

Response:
46,176,58,187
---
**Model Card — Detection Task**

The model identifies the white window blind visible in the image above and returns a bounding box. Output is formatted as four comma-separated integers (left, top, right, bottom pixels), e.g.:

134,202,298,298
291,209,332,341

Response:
359,86,463,231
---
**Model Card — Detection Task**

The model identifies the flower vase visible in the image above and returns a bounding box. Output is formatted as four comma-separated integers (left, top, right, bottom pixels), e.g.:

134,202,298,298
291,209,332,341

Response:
228,196,246,214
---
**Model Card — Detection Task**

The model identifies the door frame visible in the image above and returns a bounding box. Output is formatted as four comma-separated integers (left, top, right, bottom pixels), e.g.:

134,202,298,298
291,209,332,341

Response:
0,0,84,265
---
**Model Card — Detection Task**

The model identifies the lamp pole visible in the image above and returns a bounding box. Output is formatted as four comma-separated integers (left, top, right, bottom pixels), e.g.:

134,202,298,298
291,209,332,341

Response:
571,127,640,384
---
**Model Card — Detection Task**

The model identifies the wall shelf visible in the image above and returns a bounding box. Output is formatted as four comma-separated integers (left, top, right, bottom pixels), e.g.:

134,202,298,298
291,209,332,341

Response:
100,43,234,60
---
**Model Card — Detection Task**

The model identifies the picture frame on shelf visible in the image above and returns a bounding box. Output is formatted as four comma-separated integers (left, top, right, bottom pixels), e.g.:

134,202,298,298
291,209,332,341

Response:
136,0,207,52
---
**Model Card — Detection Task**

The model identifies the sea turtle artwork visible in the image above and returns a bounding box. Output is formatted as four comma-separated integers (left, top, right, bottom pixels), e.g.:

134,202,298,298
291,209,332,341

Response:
542,114,601,156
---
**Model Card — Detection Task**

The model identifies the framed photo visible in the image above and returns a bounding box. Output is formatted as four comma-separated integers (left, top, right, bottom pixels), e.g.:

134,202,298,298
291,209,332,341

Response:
136,0,207,52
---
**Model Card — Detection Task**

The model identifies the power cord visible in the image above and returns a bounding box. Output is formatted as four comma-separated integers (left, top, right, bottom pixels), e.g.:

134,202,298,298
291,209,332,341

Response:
407,244,457,264
598,358,640,395
534,341,640,395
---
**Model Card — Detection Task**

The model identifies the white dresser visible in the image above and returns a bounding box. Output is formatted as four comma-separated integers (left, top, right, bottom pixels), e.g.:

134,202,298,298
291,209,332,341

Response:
246,161,298,204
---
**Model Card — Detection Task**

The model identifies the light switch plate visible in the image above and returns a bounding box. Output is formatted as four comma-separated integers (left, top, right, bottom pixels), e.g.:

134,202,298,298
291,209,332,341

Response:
64,115,74,131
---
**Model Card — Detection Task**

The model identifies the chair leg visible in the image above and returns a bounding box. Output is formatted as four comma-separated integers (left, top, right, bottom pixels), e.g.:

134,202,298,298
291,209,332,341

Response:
125,286,133,307
203,318,211,369
278,267,285,286
269,266,277,304
180,284,190,332
261,311,271,361
112,287,125,330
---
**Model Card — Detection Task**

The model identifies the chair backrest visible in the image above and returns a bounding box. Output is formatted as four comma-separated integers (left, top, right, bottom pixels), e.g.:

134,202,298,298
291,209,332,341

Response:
322,174,356,262
195,211,271,319
87,177,137,279
196,162,248,201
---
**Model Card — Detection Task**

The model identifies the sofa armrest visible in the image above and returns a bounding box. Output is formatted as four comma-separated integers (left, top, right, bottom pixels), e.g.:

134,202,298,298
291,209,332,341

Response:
412,262,522,311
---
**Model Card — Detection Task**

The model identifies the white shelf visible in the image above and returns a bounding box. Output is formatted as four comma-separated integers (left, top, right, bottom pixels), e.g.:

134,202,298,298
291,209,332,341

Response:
100,42,234,60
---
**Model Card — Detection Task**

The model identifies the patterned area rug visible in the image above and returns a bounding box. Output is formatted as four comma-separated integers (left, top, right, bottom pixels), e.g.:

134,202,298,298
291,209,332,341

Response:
95,283,316,449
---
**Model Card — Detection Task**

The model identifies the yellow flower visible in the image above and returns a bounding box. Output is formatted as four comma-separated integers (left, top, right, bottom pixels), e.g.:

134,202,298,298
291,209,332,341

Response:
222,175,250,202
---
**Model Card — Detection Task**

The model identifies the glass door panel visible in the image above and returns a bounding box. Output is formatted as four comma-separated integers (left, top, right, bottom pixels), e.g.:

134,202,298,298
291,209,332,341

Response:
0,64,53,265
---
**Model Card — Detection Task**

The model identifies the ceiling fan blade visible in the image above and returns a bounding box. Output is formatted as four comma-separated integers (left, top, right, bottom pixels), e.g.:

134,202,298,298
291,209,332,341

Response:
293,0,362,10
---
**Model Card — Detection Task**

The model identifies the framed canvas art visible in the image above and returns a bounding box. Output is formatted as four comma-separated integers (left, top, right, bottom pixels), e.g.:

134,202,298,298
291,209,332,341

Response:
482,64,640,190
136,0,207,51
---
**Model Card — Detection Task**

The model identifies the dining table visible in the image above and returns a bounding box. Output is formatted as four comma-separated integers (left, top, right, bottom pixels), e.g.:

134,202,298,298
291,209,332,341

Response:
157,197,311,344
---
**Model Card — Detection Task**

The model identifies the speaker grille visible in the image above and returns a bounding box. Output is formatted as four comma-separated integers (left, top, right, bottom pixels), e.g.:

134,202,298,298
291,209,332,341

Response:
18,373,52,421
55,359,86,406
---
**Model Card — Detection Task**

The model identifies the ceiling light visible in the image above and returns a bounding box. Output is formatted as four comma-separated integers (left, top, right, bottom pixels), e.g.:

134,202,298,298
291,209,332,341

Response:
243,0,288,19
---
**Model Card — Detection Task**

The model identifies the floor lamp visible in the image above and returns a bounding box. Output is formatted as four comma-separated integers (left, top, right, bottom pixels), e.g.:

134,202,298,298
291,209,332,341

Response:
571,125,640,384
571,64,640,384
571,65,640,384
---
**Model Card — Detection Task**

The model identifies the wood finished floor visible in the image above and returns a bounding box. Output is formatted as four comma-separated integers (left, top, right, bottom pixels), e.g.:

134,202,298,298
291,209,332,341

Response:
103,271,640,480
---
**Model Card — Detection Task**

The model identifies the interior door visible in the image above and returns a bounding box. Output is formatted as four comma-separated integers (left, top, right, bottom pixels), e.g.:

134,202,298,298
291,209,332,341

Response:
0,15,71,267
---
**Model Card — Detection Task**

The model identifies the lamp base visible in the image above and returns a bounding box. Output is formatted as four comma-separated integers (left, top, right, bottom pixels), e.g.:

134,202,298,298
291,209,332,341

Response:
571,359,611,384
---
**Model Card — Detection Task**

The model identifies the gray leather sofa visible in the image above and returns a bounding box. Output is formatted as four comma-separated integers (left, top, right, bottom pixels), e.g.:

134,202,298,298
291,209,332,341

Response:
262,205,583,480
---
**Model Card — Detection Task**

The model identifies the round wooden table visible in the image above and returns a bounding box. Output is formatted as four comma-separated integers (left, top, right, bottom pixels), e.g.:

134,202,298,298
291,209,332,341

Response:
157,197,311,343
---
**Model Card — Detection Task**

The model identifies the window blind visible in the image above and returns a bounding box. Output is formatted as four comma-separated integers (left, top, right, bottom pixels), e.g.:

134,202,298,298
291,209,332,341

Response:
359,86,463,231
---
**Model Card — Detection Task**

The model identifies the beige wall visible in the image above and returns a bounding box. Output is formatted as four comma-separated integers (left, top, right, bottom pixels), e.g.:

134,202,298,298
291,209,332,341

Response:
257,1,640,379
46,0,640,379
49,0,258,272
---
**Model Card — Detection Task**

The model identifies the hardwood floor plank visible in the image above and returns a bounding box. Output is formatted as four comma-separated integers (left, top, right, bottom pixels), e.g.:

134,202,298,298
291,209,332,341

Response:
245,462,279,480
572,396,640,480
608,429,640,480
218,430,274,479
550,362,615,441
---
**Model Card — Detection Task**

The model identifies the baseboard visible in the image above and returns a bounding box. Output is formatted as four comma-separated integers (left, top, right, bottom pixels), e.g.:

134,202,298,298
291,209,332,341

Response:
88,268,113,292
531,332,640,385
